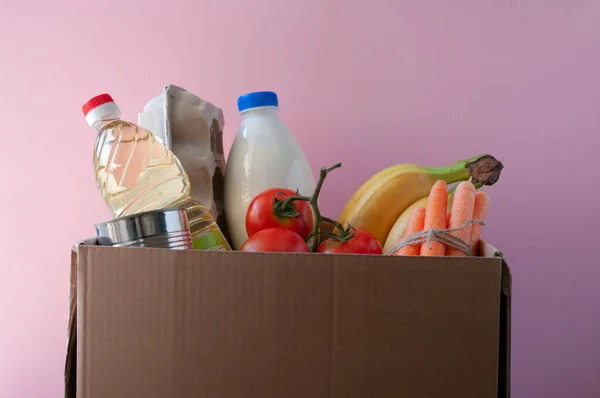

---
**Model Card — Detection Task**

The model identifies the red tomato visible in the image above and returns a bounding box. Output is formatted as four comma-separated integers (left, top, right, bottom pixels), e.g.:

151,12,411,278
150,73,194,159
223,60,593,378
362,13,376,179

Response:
246,188,314,239
241,228,310,253
316,229,383,255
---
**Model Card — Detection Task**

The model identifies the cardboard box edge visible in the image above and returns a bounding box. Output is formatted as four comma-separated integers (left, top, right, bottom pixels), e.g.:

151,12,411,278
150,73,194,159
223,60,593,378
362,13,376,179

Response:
498,251,511,398
65,239,510,398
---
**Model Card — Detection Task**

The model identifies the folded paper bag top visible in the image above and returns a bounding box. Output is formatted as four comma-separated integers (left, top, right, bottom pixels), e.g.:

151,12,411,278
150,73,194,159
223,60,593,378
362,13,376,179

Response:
138,85,228,239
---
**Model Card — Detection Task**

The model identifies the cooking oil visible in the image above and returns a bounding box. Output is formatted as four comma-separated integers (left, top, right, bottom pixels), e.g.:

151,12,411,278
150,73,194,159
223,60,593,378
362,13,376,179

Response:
83,93,231,251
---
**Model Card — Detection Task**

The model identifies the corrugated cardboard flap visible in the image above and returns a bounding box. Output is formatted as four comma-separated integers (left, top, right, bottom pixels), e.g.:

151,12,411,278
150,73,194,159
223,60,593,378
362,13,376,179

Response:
488,242,511,398
65,239,97,398
480,241,511,398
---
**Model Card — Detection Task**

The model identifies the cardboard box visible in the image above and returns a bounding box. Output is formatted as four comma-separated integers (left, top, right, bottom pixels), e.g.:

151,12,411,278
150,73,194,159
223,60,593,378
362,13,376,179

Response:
65,241,511,398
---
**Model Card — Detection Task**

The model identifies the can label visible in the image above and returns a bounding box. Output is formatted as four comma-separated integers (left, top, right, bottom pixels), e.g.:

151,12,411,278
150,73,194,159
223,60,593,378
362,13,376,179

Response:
192,230,232,251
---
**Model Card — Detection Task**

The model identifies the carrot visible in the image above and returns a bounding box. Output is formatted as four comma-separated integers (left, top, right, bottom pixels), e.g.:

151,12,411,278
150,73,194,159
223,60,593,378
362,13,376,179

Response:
393,207,426,256
420,180,448,256
447,181,476,256
469,191,490,255
446,210,451,228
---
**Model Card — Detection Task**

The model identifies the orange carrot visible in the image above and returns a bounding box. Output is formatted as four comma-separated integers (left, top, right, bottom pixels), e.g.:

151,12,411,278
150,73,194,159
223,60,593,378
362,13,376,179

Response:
393,207,426,256
469,191,490,255
446,210,451,228
447,181,476,256
420,180,448,256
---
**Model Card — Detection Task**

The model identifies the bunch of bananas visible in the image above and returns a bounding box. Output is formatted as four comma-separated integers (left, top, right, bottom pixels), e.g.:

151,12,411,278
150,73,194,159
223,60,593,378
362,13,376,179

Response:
337,154,503,253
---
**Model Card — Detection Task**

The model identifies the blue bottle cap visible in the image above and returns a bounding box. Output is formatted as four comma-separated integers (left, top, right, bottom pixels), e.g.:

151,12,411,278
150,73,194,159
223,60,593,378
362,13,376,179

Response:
237,91,279,112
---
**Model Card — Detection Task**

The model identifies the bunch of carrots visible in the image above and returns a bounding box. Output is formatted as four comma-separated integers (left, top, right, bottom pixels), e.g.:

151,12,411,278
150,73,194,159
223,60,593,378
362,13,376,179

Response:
391,180,490,256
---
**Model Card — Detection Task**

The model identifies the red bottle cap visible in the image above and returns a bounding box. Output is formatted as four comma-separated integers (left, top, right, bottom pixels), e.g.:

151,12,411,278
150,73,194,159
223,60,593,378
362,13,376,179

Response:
82,94,114,116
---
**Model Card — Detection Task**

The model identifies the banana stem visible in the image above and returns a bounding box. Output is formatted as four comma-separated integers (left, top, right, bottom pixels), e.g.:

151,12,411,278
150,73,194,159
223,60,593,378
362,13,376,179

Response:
430,154,503,186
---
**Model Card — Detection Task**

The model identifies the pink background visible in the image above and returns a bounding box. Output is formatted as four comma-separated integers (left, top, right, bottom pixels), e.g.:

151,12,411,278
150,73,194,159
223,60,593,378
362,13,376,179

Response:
1,0,598,397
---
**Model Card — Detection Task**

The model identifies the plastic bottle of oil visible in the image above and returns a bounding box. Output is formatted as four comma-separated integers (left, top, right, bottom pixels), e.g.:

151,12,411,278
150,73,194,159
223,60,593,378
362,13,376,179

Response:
82,93,231,251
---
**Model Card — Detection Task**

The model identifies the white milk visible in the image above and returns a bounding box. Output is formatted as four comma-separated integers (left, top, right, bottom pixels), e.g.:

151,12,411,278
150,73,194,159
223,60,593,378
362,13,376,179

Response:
224,91,316,249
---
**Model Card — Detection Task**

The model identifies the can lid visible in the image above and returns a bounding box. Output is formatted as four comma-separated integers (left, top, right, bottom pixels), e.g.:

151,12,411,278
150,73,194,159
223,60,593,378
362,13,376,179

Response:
82,93,121,127
237,91,278,113
95,207,190,247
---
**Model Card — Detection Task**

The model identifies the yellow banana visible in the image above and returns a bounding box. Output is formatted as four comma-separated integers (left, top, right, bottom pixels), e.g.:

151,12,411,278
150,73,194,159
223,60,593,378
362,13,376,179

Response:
338,155,502,245
383,196,429,253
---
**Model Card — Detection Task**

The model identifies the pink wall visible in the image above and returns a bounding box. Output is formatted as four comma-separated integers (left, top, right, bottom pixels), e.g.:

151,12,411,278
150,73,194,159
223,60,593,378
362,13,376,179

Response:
1,1,598,397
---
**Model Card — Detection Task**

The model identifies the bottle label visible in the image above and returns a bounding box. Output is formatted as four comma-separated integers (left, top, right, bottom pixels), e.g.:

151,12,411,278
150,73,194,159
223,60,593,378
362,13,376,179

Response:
192,230,232,251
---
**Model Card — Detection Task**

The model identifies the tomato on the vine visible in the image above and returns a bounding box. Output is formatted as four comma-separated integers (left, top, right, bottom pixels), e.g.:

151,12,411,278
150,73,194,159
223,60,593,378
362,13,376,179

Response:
316,229,382,255
241,228,310,253
246,188,314,239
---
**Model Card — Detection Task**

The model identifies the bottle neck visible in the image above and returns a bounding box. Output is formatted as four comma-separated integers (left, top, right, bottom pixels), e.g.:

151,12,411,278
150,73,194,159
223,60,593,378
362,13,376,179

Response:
240,106,279,119
91,112,121,132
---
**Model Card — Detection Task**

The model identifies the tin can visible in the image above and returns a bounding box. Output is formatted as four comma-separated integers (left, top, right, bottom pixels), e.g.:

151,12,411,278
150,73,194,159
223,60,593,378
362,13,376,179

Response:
95,208,192,250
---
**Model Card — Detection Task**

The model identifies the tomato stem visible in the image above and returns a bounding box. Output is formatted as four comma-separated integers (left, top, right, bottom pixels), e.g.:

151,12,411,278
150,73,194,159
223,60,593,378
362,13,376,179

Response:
270,162,342,252
321,216,345,233
307,163,342,252
322,217,356,243
276,195,311,215
273,194,311,218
